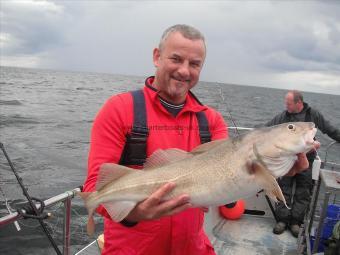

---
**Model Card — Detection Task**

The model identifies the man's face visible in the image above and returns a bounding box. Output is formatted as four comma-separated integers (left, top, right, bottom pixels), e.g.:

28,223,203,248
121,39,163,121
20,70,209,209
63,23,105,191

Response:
285,93,299,113
153,32,205,104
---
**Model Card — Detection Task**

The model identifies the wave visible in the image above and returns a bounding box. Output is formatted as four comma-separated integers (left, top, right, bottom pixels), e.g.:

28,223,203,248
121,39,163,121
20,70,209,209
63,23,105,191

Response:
0,81,14,85
0,114,40,127
0,100,22,106
76,87,103,91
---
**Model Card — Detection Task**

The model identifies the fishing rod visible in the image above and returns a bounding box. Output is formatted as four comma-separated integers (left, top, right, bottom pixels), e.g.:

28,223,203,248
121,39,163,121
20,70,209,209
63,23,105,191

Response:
0,142,62,255
218,87,241,136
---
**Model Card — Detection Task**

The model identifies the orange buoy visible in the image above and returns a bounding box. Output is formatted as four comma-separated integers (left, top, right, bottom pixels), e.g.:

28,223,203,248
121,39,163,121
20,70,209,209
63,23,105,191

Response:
219,200,245,220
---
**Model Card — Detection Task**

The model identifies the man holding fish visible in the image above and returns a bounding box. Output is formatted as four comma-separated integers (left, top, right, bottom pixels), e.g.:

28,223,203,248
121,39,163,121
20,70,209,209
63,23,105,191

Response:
82,24,316,255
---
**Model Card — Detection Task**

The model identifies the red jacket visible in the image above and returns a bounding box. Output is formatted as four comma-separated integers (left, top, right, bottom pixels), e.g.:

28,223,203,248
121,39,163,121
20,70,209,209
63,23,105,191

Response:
83,77,228,255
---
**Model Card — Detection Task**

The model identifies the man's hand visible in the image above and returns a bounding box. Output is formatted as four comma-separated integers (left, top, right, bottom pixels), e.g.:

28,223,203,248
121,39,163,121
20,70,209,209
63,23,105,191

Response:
124,182,191,222
285,141,320,176
285,153,309,176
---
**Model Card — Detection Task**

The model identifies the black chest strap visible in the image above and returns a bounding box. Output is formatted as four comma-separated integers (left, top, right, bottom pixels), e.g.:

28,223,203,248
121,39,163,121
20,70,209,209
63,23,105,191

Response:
119,90,149,166
195,111,212,144
119,89,212,166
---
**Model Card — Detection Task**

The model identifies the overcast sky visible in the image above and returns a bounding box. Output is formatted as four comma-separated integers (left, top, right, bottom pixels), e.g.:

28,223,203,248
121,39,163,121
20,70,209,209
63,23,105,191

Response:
1,0,340,95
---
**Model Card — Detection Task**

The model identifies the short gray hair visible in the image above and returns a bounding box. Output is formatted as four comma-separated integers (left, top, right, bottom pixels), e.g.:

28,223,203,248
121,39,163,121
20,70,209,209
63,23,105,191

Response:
159,24,206,51
289,90,304,103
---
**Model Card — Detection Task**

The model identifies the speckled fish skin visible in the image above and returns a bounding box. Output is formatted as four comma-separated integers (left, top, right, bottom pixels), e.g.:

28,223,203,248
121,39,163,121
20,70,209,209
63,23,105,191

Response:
82,122,316,225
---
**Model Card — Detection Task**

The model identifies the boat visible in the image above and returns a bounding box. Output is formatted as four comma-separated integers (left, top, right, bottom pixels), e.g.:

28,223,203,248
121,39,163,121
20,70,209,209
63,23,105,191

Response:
1,130,339,255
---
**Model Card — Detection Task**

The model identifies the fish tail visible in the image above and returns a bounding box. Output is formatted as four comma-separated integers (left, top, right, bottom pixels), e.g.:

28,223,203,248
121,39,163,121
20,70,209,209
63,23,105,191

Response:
87,210,96,236
77,191,99,236
77,191,93,200
78,191,99,208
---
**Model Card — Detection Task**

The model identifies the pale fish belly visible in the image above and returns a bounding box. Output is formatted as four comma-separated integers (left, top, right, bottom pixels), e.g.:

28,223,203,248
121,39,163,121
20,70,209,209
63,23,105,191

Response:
188,171,262,207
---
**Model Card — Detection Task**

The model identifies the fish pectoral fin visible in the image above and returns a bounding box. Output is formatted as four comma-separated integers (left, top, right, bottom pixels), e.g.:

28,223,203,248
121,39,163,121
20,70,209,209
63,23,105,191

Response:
96,163,136,190
191,139,226,155
251,160,288,208
144,148,193,169
102,201,137,222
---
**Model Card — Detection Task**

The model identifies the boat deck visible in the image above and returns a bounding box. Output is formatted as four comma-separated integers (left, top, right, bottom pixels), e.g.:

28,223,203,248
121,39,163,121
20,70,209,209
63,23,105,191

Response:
203,189,299,255
211,215,297,255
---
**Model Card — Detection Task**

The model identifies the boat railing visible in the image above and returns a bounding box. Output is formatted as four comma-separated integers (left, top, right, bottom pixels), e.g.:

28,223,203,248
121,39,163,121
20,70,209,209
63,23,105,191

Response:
0,187,81,255
228,127,254,131
323,141,340,169
299,141,339,255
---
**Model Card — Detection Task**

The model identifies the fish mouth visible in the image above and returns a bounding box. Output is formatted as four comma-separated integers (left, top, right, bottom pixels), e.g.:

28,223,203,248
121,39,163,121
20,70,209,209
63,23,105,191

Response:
274,127,317,154
304,127,317,147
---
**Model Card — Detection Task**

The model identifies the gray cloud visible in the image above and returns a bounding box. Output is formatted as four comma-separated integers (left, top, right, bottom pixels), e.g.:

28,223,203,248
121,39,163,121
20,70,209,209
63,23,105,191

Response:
1,0,340,95
1,1,69,55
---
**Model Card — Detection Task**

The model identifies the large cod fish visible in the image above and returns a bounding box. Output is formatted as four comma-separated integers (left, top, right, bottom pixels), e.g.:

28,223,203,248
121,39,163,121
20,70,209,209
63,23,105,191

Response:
80,122,317,234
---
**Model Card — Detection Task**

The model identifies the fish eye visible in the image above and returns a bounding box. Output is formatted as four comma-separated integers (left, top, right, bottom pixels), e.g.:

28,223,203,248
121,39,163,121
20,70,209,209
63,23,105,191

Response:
287,124,296,131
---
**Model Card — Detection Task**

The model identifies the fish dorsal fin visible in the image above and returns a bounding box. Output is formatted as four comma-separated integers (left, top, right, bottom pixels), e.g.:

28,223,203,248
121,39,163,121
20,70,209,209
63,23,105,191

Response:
191,139,226,155
251,144,289,208
143,148,193,169
96,163,136,190
102,201,137,222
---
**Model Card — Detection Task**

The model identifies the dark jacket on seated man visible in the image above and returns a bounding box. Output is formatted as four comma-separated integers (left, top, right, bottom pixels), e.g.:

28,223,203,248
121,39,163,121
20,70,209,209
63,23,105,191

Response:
265,90,340,237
